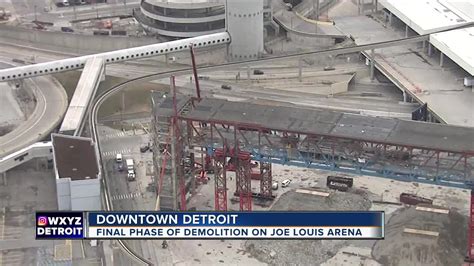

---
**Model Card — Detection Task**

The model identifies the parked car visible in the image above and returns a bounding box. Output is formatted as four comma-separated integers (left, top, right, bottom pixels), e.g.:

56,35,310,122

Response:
116,153,123,163
61,27,74,33
221,84,232,90
281,179,291,187
253,69,264,75
140,145,150,153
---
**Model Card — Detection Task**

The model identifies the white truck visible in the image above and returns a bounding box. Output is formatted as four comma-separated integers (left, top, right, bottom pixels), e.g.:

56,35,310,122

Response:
126,159,136,181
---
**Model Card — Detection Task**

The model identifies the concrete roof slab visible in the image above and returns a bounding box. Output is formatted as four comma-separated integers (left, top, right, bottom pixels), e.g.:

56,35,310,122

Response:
169,97,474,154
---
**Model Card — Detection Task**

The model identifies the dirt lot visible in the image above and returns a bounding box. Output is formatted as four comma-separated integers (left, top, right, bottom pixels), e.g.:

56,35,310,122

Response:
245,188,373,265
373,207,467,266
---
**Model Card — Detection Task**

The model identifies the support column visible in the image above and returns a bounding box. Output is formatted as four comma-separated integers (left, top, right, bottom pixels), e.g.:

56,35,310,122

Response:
259,162,272,198
100,64,106,82
428,43,433,57
298,58,303,82
247,66,251,82
466,188,474,263
440,52,444,67
236,158,252,211
214,152,227,211
405,25,409,38
403,90,407,102
170,118,178,211
389,12,393,26
2,172,6,186
422,41,426,52
370,49,375,81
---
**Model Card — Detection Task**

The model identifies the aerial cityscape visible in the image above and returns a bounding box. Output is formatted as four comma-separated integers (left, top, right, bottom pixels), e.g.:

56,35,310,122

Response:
0,0,473,265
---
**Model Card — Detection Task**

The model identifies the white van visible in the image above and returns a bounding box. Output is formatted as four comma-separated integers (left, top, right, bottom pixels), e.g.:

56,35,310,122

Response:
116,153,123,163
281,179,291,188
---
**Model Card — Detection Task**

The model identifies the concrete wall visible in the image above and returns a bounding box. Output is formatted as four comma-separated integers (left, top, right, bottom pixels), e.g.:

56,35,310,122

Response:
287,32,335,47
70,179,101,211
56,178,72,210
0,25,158,53
56,177,101,211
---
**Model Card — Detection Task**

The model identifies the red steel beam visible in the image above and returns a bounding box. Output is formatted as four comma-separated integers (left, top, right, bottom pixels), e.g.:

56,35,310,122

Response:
189,44,201,99
214,145,228,211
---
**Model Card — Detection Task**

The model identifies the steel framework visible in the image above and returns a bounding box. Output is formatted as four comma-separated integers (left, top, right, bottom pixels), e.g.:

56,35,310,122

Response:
153,96,474,260
213,146,228,211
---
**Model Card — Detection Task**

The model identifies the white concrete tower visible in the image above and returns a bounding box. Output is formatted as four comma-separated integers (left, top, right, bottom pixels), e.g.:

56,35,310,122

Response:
226,0,264,60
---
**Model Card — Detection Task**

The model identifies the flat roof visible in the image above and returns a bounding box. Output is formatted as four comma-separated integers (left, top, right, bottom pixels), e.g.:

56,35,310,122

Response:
380,0,474,76
52,134,99,181
163,97,474,154
380,0,472,34
430,27,474,75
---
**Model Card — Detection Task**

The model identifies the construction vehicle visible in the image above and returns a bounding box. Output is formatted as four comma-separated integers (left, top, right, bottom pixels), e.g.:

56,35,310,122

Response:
281,179,291,187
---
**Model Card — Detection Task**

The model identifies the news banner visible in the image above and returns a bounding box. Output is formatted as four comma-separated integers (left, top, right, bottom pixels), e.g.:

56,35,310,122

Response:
36,211,384,240
36,211,384,239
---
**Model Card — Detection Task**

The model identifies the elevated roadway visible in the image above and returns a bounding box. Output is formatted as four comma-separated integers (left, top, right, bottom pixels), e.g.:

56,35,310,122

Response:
59,57,105,136
0,60,67,158
0,32,231,82
273,0,346,38
334,15,474,127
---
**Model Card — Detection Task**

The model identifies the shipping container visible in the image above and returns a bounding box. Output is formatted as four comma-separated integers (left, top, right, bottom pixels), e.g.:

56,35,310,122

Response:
327,176,353,187
399,193,433,205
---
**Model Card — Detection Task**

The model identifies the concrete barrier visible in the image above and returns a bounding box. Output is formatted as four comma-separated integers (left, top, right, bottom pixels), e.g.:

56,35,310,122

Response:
0,25,157,53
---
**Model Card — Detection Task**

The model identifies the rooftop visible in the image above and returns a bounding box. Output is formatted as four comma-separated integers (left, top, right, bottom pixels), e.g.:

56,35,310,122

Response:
144,0,223,8
52,134,99,181
380,0,474,75
157,96,474,154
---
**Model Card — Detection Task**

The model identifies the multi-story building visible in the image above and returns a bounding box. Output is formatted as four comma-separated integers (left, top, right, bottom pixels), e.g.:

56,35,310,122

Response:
134,0,226,38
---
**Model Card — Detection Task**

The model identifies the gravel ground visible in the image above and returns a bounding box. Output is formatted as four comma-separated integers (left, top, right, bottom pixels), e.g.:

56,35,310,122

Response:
245,188,372,265
372,207,468,266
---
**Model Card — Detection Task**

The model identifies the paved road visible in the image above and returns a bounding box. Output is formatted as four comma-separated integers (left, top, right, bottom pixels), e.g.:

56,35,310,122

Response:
0,59,67,157
6,0,140,23
273,0,345,37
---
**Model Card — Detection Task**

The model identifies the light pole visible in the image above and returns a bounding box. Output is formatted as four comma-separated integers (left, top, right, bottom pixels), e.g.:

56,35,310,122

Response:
73,1,77,20
94,0,99,19
124,0,127,14
34,5,37,22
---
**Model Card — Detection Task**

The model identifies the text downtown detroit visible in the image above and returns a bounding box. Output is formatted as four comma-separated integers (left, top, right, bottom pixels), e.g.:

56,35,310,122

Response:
92,214,239,225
